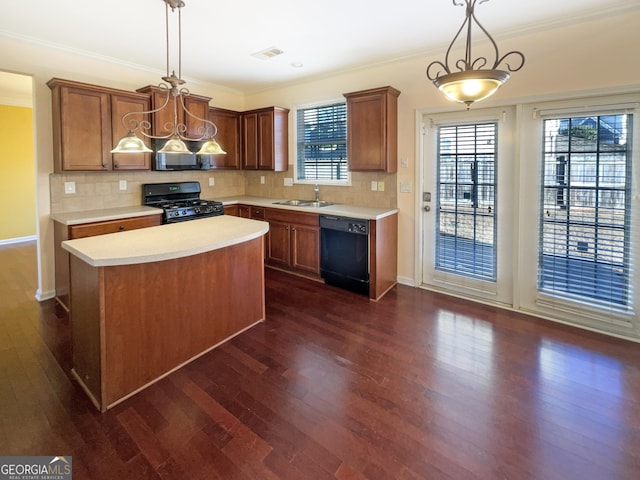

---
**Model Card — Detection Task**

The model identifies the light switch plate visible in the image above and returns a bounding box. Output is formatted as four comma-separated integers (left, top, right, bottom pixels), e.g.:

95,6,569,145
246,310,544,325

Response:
260,176,265,185
284,177,293,186
371,180,378,191
119,180,127,191
377,181,385,192
64,181,75,194
208,177,215,186
400,181,412,193
401,157,408,168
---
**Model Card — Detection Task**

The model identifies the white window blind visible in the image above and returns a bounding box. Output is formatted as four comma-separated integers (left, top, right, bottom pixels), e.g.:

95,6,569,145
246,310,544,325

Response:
296,102,348,182
436,123,497,280
538,113,633,308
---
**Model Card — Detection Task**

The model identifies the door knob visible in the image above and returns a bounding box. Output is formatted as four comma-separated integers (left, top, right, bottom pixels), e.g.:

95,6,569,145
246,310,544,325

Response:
423,205,431,212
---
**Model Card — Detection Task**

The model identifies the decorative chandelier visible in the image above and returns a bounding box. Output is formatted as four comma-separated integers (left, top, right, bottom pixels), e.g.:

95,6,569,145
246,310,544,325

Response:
426,0,525,109
111,0,225,155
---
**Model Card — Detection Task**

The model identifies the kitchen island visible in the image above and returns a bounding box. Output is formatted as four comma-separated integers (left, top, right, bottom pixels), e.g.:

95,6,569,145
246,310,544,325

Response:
62,215,269,411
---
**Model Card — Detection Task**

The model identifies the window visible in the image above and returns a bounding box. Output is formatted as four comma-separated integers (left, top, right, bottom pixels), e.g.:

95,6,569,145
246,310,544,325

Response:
296,102,348,183
436,122,497,280
538,113,633,308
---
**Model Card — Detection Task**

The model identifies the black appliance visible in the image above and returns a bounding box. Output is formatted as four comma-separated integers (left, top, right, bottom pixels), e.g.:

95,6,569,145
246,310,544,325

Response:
152,139,217,171
142,181,223,223
320,214,370,295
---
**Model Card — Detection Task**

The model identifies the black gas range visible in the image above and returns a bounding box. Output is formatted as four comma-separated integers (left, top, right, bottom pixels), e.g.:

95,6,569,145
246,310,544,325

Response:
142,181,224,223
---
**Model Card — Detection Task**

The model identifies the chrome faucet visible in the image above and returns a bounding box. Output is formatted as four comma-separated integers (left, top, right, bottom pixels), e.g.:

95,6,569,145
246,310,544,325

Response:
314,184,320,202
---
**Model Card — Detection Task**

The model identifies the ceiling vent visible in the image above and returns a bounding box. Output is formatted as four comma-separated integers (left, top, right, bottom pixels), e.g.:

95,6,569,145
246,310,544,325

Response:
251,47,285,60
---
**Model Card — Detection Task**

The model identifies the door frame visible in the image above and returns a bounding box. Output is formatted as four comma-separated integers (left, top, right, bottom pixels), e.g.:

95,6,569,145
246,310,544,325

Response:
414,106,517,306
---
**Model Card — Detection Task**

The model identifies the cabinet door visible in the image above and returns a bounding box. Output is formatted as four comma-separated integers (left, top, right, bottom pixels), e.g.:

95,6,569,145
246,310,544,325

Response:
344,86,399,172
241,112,259,169
257,110,274,169
240,107,289,171
149,88,180,137
291,224,320,274
184,94,211,139
238,205,252,218
267,221,291,268
56,85,112,171
208,108,240,169
111,92,151,170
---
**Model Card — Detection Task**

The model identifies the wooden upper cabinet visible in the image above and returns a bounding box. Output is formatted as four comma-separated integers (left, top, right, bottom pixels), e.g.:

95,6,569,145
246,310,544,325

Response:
110,92,152,170
48,79,112,172
48,78,152,172
343,86,400,173
137,85,211,139
241,107,289,171
208,107,241,169
183,94,212,139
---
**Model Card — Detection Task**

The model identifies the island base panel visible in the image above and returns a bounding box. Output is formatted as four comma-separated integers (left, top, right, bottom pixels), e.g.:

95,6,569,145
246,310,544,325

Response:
69,236,266,411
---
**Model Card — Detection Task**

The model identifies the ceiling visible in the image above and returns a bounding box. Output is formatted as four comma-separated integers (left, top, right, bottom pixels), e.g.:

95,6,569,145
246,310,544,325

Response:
1,0,638,94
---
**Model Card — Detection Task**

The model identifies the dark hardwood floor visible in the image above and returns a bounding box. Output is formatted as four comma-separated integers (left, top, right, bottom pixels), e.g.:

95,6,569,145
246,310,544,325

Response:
2,241,640,479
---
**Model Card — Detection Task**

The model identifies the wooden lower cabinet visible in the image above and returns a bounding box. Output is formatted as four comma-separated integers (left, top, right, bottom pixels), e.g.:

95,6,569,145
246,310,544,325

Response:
369,213,398,300
225,204,397,298
54,214,162,311
223,204,239,216
265,208,320,277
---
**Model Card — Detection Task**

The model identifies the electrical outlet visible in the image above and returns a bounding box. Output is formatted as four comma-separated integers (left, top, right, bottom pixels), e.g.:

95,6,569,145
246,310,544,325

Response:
64,181,76,194
378,181,385,192
208,177,215,186
119,180,127,191
371,180,378,191
260,176,265,185
284,177,293,187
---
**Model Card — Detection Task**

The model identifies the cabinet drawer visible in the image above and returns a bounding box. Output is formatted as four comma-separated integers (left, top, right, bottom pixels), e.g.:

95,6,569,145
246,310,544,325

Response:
265,208,319,227
223,205,239,216
250,207,266,220
69,214,162,239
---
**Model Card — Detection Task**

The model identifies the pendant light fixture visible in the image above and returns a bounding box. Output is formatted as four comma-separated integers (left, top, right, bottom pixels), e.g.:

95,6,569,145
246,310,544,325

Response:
111,0,225,155
426,0,525,109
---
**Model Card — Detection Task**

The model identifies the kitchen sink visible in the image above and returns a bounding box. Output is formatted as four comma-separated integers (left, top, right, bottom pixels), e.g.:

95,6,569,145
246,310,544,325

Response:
304,201,335,208
273,199,336,208
273,199,309,206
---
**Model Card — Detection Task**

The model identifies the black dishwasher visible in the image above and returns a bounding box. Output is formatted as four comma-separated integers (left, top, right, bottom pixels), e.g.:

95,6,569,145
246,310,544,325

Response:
320,215,369,295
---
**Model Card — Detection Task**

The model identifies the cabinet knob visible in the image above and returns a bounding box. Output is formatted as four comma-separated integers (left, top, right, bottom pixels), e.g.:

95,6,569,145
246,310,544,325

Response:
119,225,125,231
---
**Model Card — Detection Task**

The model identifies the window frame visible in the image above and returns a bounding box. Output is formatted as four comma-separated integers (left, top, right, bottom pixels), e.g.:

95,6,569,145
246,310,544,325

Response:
293,98,351,186
537,113,633,310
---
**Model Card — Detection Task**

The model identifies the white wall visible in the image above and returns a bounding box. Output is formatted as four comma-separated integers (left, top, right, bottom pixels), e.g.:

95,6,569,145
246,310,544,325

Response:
1,8,639,301
245,9,640,287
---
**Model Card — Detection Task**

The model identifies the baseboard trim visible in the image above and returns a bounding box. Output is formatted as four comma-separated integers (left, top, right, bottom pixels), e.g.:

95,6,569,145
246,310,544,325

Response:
0,235,36,246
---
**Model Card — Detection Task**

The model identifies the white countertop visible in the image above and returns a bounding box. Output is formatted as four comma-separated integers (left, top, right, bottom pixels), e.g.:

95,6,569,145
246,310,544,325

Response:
51,206,162,226
219,196,398,220
62,215,269,267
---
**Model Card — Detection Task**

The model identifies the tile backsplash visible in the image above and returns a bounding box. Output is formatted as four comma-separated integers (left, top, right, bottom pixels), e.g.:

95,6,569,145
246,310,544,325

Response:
50,169,396,214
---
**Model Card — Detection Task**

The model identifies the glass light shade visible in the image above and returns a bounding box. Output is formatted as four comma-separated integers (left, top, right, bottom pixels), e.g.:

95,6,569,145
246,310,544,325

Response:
157,136,193,154
434,69,510,107
196,139,226,155
110,133,153,154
